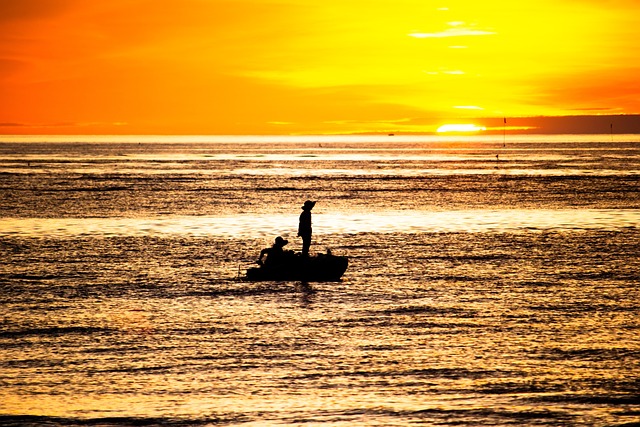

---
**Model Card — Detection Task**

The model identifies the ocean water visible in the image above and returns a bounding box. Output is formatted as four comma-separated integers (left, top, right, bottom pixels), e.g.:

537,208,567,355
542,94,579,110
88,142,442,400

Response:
1,134,639,426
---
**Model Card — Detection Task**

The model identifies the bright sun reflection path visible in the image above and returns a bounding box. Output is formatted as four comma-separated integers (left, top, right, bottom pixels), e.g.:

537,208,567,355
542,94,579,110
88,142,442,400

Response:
1,210,638,239
437,124,487,133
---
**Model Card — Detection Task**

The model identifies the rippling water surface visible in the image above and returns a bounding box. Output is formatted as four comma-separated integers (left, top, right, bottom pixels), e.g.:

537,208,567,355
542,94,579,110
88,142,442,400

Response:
1,135,639,426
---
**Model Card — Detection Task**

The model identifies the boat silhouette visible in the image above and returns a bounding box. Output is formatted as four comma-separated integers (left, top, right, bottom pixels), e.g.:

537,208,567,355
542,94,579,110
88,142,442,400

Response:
246,250,348,282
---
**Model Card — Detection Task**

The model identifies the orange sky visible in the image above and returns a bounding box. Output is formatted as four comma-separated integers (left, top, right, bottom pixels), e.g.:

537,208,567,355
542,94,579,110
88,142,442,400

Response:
1,0,639,135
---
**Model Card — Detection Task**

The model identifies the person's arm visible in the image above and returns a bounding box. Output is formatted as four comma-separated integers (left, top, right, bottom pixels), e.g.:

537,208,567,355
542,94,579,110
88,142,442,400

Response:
257,248,268,264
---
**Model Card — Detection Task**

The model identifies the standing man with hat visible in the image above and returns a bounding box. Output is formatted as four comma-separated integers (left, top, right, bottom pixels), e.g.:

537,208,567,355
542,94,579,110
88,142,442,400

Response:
298,200,316,257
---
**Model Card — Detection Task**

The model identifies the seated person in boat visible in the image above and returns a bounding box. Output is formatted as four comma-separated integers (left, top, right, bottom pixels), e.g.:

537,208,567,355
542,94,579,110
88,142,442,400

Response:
257,236,291,267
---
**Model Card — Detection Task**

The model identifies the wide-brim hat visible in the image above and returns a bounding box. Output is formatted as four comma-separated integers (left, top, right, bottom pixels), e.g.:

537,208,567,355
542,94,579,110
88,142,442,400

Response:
302,200,316,210
275,236,289,246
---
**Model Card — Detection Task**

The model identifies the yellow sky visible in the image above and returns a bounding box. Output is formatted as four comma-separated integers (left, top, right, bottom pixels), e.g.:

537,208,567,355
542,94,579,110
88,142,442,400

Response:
1,0,639,134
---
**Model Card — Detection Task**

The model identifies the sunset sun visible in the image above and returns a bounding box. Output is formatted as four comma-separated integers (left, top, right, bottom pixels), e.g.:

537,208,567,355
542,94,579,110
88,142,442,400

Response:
437,124,487,133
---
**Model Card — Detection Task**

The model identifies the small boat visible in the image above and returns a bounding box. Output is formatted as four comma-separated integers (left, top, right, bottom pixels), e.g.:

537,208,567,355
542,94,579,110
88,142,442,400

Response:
246,251,348,282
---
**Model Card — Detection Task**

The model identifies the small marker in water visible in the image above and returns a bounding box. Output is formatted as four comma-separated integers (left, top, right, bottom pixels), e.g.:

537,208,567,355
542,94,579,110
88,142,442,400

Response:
610,123,613,142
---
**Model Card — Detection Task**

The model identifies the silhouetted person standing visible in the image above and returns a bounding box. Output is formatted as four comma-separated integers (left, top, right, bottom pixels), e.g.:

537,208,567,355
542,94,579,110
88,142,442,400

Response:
298,200,315,257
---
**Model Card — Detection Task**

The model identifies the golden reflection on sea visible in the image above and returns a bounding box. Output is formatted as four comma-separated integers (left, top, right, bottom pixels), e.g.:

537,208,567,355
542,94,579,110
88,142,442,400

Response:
1,209,638,239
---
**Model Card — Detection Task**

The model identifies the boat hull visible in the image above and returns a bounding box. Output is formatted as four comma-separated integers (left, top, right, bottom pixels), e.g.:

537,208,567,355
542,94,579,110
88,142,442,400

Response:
246,254,348,282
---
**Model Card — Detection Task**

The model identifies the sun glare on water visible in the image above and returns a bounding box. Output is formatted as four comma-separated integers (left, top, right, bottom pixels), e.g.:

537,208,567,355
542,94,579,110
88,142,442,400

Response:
437,124,487,133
